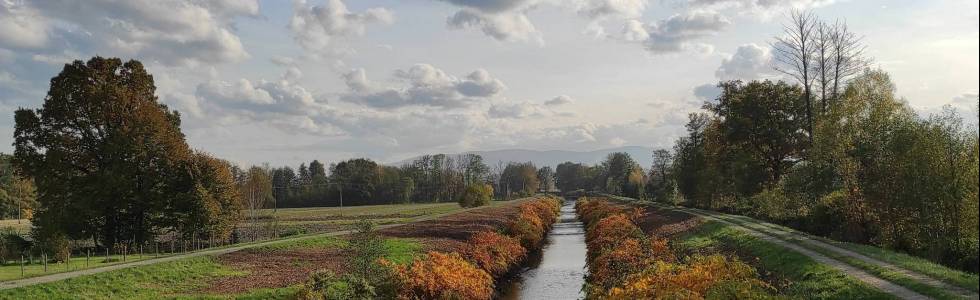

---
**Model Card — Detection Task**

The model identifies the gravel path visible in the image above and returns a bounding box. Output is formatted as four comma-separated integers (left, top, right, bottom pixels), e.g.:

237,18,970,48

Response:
649,203,942,300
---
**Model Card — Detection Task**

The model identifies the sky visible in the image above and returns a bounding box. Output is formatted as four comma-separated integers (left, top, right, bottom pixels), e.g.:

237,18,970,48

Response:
1,0,978,167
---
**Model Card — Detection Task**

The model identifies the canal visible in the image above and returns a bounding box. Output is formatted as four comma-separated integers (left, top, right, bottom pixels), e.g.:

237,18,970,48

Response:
499,198,587,300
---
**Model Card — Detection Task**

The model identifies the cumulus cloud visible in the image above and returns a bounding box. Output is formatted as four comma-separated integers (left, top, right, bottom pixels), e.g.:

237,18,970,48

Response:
715,43,774,80
575,0,648,19
341,64,506,109
440,0,651,42
21,0,256,66
290,0,394,53
621,11,730,54
447,8,541,43
544,95,574,106
196,77,322,116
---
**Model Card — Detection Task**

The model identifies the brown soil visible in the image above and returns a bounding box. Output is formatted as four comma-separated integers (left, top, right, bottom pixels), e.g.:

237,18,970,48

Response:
632,205,703,238
198,247,348,294
379,203,523,253
195,200,527,295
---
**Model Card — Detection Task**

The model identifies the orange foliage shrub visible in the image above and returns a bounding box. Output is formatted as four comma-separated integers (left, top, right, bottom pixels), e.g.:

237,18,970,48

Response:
604,254,771,300
507,197,561,249
588,238,649,290
585,214,644,259
384,251,494,300
465,231,527,277
575,197,620,227
576,198,770,299
509,205,546,248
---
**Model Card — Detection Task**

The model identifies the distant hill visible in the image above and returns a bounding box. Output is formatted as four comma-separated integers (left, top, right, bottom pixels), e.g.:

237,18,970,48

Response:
390,146,655,170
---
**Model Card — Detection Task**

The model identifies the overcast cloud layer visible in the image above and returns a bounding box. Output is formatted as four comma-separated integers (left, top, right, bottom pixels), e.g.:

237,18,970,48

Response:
1,0,977,166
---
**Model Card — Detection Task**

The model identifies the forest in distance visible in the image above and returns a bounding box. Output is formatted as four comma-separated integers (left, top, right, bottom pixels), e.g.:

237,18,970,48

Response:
0,2,977,299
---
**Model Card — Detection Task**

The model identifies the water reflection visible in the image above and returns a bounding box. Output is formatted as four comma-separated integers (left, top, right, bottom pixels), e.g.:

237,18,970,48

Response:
499,199,587,300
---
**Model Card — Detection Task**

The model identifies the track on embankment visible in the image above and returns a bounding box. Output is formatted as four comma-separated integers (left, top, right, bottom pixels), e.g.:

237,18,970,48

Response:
608,196,978,300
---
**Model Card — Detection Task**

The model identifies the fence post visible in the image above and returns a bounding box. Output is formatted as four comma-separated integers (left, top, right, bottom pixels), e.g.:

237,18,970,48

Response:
42,252,47,272
20,255,24,277
105,247,109,263
122,245,127,262
66,251,71,271
86,249,90,267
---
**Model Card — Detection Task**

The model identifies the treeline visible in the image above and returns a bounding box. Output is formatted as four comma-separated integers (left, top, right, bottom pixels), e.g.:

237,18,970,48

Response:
553,152,647,199
649,10,980,272
660,71,979,272
234,154,556,209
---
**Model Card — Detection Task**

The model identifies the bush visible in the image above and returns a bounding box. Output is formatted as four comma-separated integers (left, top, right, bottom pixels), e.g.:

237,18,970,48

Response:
605,254,772,299
508,205,546,248
0,230,30,263
40,232,70,262
348,220,386,278
298,270,378,300
585,214,644,261
384,251,493,300
459,183,493,208
464,231,527,277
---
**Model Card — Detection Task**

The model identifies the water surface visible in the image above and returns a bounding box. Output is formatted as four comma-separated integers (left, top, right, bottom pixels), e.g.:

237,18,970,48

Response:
499,198,587,300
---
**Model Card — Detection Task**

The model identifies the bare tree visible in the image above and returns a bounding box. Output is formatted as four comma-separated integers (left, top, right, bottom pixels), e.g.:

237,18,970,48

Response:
772,10,819,143
828,19,868,103
650,149,673,186
813,21,834,113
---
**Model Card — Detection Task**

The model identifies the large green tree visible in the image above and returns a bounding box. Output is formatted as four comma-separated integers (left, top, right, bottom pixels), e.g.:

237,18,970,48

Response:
13,57,238,247
705,80,807,187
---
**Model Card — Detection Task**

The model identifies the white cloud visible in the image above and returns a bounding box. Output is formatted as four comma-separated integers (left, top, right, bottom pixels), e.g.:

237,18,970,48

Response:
447,8,542,43
290,0,394,53
544,95,574,106
715,43,774,80
687,0,837,18
575,0,648,19
488,101,547,119
24,0,255,66
341,64,506,109
620,11,730,54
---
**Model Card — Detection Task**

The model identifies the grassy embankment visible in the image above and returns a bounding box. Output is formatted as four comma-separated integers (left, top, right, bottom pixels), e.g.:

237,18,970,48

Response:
608,194,978,299
715,213,979,293
0,201,475,283
676,221,896,299
0,198,546,299
0,236,420,299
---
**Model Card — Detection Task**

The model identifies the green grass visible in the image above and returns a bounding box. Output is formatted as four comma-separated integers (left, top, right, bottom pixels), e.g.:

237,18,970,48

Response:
0,235,422,299
0,256,242,299
0,252,169,282
381,238,422,264
676,221,897,300
710,211,980,293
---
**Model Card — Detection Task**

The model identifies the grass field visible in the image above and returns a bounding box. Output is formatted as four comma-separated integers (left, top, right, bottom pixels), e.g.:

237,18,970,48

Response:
0,236,423,299
242,202,493,235
675,221,897,299
0,200,499,284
